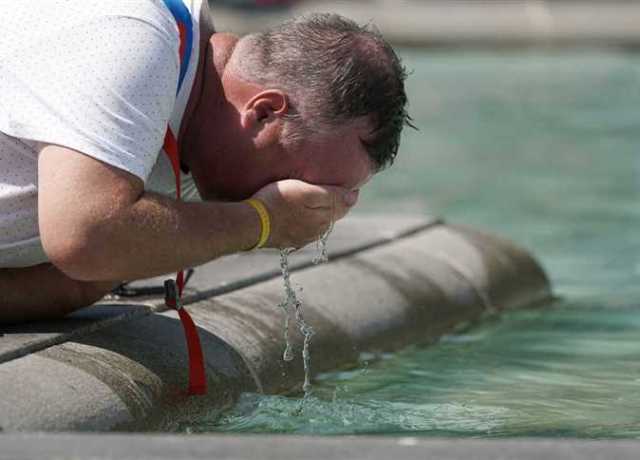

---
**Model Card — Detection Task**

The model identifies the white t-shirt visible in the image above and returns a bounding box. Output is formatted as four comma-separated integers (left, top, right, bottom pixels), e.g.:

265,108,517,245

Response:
0,0,203,268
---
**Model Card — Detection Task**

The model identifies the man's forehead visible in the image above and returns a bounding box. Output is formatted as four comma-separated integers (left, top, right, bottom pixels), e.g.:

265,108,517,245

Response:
299,127,375,190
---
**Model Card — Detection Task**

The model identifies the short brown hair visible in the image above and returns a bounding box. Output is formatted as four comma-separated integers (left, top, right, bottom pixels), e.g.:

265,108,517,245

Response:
232,13,412,170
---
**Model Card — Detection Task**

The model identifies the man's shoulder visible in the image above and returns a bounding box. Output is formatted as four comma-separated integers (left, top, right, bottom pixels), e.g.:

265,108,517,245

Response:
3,0,180,57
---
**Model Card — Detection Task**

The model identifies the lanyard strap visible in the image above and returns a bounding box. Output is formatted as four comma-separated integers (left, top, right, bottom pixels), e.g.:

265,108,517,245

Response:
162,0,206,396
163,0,193,92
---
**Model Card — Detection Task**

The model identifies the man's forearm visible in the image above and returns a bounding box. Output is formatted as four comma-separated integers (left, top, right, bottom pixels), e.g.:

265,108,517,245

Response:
48,191,260,282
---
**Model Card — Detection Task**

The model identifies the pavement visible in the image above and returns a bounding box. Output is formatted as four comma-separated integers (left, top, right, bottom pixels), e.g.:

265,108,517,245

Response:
3,433,639,460
210,0,640,48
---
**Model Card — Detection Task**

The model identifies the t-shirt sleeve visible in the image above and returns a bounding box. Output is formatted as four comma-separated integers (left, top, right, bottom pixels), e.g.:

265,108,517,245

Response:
0,13,180,182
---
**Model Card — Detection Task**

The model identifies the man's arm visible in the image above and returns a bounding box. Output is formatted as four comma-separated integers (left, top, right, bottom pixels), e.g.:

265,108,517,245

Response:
0,264,116,324
37,144,353,282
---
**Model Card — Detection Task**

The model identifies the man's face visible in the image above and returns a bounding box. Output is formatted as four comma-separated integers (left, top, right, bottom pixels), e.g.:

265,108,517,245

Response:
195,118,375,203
290,124,375,195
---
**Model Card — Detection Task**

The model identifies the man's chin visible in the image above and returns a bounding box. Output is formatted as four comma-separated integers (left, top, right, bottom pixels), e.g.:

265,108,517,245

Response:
200,189,251,203
202,192,231,202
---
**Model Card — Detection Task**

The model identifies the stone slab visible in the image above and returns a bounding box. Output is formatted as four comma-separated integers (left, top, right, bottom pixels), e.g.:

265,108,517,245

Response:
0,304,150,364
0,220,551,431
0,215,436,367
2,434,639,460
128,214,437,296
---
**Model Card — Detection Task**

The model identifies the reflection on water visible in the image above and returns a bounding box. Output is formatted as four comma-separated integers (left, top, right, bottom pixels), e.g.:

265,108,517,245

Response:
190,50,640,438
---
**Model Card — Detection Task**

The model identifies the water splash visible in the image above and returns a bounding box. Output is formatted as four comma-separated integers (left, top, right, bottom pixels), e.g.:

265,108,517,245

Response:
278,248,315,395
277,224,333,397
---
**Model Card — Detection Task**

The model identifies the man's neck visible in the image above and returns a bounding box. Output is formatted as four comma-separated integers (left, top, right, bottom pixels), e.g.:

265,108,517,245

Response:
177,1,215,169
180,27,239,173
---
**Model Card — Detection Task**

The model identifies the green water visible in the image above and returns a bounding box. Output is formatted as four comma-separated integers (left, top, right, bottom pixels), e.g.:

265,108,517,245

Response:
194,50,640,438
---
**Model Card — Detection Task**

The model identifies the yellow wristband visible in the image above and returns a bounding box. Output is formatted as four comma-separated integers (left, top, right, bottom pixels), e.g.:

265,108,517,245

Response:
244,198,271,250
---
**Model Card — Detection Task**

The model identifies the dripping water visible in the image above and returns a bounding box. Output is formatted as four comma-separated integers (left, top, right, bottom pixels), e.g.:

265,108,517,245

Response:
277,222,333,398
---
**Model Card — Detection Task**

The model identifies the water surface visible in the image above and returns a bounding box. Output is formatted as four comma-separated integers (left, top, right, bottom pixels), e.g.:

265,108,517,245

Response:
191,49,640,438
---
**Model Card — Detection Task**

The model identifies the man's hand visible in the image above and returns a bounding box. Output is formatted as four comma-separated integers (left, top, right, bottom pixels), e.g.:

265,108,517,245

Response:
253,180,358,249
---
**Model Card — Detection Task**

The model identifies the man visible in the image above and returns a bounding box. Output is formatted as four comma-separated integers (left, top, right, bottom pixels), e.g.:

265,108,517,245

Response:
0,0,410,323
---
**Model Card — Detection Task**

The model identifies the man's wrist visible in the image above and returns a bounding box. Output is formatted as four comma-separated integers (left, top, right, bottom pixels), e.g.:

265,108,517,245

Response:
212,201,261,254
243,198,271,250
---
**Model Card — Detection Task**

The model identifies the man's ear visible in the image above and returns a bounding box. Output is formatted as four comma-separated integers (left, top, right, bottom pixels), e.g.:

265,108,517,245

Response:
240,89,288,129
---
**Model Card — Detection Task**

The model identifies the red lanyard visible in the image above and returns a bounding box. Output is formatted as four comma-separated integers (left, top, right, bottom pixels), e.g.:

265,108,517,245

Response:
161,0,206,396
162,128,207,396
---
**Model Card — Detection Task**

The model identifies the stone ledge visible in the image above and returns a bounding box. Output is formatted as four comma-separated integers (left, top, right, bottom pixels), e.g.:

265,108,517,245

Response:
0,216,550,432
3,433,639,460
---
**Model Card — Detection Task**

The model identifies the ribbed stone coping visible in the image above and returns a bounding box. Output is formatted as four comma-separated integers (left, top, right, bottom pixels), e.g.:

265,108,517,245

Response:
0,216,550,432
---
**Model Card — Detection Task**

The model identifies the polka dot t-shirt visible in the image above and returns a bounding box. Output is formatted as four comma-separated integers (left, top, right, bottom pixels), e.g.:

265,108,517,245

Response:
0,0,203,268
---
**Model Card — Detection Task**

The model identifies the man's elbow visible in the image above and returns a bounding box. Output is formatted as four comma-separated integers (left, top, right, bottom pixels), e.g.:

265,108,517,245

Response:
40,224,111,282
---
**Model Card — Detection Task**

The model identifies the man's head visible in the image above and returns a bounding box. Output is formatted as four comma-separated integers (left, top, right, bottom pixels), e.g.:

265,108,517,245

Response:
188,13,411,201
